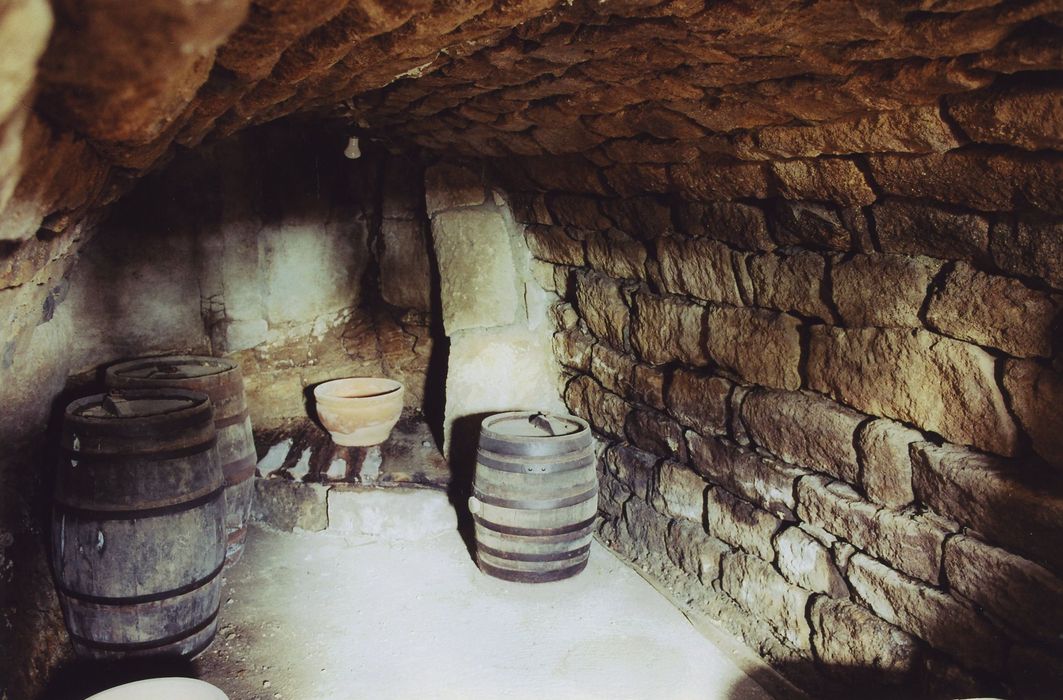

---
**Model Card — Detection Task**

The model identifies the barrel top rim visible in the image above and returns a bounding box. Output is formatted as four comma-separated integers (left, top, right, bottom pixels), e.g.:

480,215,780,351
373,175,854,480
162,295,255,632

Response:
480,411,589,440
66,389,212,421
105,355,238,380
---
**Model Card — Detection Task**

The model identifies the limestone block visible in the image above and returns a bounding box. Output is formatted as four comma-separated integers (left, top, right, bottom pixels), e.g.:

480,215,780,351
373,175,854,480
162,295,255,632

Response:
604,443,657,501
379,218,432,311
508,192,552,226
432,209,519,333
670,157,770,201
810,597,920,685
575,270,630,350
748,250,831,320
848,553,1005,672
770,158,876,207
545,193,609,230
622,494,670,557
630,363,666,411
807,327,1017,456
586,229,648,281
665,370,732,436
665,519,730,583
0,0,51,124
768,200,852,252
944,535,1063,644
1002,359,1063,470
741,389,865,484
327,489,457,540
990,219,1063,290
444,326,565,453
631,292,708,367
524,224,584,266
705,487,782,562
381,157,424,220
655,236,744,306
873,198,989,261
564,374,629,439
831,253,942,328
589,341,635,397
911,442,1063,574
948,84,1063,151
721,551,812,651
553,327,595,373
655,460,706,522
250,478,328,532
775,526,847,597
424,163,484,215
856,418,922,507
705,305,802,390
625,407,684,461
673,200,774,252
926,261,1059,358
796,475,951,584
599,197,672,239
688,431,804,521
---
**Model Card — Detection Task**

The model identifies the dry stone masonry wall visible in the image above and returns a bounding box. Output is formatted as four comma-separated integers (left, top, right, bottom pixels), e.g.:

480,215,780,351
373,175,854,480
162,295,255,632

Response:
507,159,1062,698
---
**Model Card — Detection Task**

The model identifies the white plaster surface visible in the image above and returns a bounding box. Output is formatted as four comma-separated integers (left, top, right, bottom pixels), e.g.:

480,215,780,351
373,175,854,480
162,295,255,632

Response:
197,491,774,700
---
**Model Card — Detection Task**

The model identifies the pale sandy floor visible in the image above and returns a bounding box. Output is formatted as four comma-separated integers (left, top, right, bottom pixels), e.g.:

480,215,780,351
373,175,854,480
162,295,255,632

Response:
194,490,774,700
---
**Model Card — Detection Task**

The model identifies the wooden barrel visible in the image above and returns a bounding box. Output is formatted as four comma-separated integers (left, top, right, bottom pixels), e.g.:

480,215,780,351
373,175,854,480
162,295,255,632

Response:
105,355,256,566
51,389,225,660
469,411,597,583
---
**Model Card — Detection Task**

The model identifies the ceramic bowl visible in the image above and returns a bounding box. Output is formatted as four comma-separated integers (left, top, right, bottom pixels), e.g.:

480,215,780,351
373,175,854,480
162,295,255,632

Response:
313,377,404,446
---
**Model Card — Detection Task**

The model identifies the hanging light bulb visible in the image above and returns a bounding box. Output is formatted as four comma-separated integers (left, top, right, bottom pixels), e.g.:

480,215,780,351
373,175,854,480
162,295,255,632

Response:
344,135,361,159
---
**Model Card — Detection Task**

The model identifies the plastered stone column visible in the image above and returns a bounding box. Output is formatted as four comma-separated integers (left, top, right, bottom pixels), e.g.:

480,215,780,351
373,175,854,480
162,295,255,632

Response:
426,162,565,460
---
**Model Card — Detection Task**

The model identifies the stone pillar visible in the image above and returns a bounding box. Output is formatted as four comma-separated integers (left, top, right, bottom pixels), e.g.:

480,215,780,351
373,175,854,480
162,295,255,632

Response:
425,162,565,461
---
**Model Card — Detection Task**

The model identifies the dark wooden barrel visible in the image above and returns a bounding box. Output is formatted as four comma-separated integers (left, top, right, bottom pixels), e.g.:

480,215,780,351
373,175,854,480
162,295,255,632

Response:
469,411,597,583
51,389,225,660
105,355,256,566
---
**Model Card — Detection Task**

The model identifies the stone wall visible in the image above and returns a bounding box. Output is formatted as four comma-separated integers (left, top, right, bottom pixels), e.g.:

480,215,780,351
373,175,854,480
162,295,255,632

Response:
505,160,1062,697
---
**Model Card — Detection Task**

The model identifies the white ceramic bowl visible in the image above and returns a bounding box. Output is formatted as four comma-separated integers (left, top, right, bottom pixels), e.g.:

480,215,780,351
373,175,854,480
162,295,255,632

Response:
85,677,228,700
313,377,405,446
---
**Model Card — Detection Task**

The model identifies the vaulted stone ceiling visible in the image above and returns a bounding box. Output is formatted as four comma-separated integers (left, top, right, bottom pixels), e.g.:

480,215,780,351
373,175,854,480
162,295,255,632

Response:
1,0,1060,249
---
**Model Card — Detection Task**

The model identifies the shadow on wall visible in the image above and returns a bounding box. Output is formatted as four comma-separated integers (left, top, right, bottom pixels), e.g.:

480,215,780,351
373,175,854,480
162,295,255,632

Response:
445,411,494,562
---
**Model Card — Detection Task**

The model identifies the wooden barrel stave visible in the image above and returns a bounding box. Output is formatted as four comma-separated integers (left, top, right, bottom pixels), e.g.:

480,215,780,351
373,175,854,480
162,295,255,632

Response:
52,389,225,660
472,411,597,583
105,356,256,566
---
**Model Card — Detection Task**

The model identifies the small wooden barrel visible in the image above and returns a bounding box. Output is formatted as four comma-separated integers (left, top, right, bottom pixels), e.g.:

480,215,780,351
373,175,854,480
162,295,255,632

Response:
51,389,225,660
469,411,597,583
105,355,256,566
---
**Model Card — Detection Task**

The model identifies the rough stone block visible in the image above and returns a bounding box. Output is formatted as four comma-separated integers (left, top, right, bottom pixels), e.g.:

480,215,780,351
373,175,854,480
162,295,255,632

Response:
553,327,595,373
1002,359,1063,471
586,228,647,280
944,535,1063,645
673,200,774,252
655,460,706,522
748,250,831,321
688,431,804,521
589,341,635,397
911,442,1063,574
873,198,989,262
768,200,852,252
424,163,485,215
665,518,730,583
507,192,552,225
655,236,744,306
622,492,670,556
432,209,519,333
670,157,770,201
771,158,875,206
990,219,1063,290
327,488,457,540
926,261,1059,358
721,551,812,651
807,327,1017,457
626,407,685,461
947,84,1063,151
775,526,847,597
856,418,922,507
848,553,1005,672
741,388,865,483
631,291,708,367
564,374,629,439
630,363,666,411
575,270,630,350
251,478,328,532
831,253,941,328
797,475,951,584
600,197,673,240
705,305,802,390
604,443,657,501
545,193,610,230
702,486,782,562
665,369,732,436
810,596,920,686
379,218,432,311
524,224,584,266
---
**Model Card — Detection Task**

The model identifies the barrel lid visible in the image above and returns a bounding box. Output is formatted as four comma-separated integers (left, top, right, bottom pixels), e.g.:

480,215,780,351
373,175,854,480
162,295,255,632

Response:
68,389,210,421
482,412,586,439
106,355,236,382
